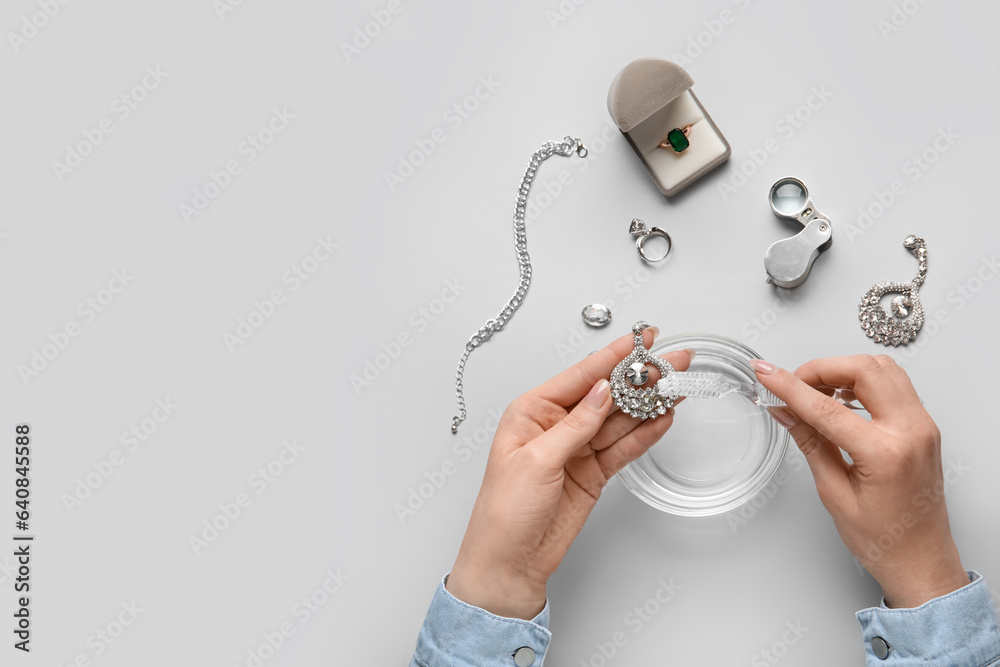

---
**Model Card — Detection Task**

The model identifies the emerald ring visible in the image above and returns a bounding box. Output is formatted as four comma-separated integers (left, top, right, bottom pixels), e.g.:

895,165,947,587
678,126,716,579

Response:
658,124,692,153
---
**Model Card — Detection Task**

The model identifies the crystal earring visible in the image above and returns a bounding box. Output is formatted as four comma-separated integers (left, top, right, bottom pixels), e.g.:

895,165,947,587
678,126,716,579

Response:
610,322,675,419
858,235,927,346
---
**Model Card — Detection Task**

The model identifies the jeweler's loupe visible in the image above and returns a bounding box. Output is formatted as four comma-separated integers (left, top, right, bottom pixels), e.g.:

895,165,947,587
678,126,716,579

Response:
764,177,833,288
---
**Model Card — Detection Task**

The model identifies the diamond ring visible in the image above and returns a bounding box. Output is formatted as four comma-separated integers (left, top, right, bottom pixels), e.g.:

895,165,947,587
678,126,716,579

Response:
629,219,672,263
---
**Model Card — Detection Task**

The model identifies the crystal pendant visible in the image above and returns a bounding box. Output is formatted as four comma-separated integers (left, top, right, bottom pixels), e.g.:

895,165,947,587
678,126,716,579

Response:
858,282,923,346
609,321,675,420
858,235,927,347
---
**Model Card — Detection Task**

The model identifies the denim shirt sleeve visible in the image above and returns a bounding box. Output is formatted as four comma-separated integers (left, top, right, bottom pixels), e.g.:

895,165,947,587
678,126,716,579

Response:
856,570,1000,666
410,573,552,667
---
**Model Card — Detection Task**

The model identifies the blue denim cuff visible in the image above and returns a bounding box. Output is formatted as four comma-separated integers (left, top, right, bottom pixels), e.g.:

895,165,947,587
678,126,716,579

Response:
411,573,551,667
856,570,1000,666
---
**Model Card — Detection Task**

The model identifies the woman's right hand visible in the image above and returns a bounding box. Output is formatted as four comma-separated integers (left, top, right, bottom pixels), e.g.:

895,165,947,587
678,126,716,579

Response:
752,354,970,609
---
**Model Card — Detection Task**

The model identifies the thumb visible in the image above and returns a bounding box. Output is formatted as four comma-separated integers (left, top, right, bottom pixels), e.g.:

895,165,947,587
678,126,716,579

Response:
528,379,612,467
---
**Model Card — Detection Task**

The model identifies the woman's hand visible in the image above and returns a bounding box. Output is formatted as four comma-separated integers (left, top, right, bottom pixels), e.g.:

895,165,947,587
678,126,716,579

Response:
446,326,694,620
754,354,969,608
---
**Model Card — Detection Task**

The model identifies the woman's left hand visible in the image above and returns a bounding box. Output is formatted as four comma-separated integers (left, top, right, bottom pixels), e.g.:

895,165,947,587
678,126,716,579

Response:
446,326,693,619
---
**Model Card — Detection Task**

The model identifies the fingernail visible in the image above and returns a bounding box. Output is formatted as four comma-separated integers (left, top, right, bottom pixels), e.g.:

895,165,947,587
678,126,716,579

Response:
751,359,776,375
586,379,611,409
683,348,696,362
649,326,660,340
768,407,796,429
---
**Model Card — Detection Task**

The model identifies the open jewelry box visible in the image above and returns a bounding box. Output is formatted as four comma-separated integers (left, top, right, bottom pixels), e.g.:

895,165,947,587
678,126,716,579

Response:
608,58,731,197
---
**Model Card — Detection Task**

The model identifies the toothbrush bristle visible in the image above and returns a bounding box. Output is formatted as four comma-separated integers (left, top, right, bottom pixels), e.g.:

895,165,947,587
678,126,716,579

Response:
657,374,724,399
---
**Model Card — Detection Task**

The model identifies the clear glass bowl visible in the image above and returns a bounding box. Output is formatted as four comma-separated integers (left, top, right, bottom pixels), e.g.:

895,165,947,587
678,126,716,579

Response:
617,333,789,516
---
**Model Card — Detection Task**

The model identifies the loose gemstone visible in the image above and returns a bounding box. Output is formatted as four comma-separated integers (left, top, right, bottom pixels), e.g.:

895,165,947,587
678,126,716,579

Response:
581,304,612,327
665,128,689,153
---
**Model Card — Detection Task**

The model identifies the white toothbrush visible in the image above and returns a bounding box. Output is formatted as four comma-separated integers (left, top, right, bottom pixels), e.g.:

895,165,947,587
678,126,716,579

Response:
655,371,865,410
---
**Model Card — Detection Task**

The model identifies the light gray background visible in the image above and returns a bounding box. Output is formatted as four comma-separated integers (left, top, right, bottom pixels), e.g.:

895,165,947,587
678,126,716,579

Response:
2,0,999,665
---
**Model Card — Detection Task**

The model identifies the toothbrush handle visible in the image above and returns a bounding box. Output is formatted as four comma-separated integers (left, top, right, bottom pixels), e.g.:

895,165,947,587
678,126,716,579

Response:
756,388,866,411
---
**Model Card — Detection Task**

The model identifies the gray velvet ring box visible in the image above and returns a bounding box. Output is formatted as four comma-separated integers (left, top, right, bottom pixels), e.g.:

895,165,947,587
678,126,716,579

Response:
608,58,731,197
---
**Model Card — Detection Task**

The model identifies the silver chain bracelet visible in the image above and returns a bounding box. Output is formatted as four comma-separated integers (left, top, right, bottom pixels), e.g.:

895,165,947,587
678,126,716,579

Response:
450,136,588,433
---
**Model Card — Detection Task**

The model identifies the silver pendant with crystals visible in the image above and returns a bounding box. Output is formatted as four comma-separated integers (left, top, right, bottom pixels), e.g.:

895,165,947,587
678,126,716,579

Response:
858,235,928,347
610,321,675,420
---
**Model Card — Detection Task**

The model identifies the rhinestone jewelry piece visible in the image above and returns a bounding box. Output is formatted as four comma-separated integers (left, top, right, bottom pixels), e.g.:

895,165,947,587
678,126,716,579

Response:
610,321,675,420
858,236,927,347
581,304,612,327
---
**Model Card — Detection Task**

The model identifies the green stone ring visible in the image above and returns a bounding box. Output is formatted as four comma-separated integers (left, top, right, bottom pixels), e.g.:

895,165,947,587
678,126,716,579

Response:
658,124,692,153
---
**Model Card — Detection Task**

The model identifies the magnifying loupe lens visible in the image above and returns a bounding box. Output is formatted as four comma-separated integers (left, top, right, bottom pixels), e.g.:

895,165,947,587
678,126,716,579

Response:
771,179,808,215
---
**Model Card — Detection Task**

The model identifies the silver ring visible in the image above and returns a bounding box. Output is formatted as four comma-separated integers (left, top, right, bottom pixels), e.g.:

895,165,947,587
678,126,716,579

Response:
636,227,672,262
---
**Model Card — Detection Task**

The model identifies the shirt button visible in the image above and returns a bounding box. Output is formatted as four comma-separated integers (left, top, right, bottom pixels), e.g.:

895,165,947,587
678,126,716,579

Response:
872,637,890,659
513,646,536,666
